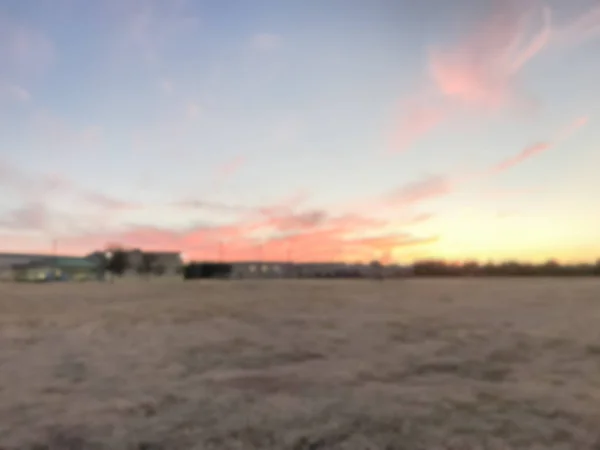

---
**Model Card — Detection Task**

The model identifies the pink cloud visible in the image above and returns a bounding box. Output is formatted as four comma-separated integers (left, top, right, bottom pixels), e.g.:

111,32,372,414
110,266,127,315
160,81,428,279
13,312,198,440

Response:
2,110,588,260
386,175,457,206
480,115,589,177
389,1,552,154
388,102,447,154
486,142,551,175
428,1,550,112
554,115,589,142
385,114,589,210
43,185,438,261
349,234,439,252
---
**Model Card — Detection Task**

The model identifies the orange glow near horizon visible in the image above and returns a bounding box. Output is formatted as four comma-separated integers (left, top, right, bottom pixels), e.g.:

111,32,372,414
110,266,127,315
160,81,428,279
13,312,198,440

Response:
1,1,599,262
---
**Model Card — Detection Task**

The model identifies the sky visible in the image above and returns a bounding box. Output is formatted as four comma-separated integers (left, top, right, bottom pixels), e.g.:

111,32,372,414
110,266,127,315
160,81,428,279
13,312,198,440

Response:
0,0,599,264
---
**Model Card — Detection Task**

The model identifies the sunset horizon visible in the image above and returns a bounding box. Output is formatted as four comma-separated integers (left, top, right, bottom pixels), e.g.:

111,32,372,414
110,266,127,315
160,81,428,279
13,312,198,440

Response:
1,0,599,264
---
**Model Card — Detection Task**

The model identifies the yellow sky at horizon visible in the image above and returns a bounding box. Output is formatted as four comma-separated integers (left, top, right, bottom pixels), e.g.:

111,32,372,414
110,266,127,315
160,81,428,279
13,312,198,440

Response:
391,208,600,264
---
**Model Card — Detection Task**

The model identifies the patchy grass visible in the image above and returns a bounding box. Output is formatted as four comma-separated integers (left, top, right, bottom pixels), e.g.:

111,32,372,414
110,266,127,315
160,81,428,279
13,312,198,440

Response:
1,278,600,449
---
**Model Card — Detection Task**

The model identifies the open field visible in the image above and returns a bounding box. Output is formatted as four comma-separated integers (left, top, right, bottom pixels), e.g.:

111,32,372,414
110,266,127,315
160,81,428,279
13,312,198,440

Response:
1,279,600,449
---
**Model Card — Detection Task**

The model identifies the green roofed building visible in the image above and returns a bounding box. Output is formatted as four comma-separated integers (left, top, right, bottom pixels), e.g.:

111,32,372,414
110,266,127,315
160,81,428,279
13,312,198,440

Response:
12,255,103,282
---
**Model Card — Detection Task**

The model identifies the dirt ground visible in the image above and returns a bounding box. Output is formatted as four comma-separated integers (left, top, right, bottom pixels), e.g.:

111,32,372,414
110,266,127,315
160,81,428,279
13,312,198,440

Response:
1,278,600,449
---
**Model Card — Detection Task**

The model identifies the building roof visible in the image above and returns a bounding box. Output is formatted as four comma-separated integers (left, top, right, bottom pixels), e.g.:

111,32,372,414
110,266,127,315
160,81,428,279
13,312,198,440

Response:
0,252,64,259
53,257,99,269
14,256,99,270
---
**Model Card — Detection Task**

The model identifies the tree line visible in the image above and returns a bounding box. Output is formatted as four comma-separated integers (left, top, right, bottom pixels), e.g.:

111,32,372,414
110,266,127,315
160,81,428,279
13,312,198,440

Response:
412,259,600,277
183,263,233,279
95,249,600,279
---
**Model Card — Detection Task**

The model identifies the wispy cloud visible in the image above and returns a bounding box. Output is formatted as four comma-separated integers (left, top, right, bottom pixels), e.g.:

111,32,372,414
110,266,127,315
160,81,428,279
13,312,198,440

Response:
486,142,552,175
386,175,457,206
6,127,572,260
0,202,48,231
428,1,550,111
386,114,589,208
58,203,436,262
388,102,447,154
389,0,553,154
554,115,589,142
53,110,587,259
0,160,143,213
0,175,435,260
481,115,590,177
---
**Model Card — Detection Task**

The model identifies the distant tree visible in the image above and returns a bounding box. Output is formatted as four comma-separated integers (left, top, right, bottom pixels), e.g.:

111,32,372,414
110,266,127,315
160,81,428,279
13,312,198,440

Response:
463,260,479,276
106,248,129,277
409,258,600,278
369,260,384,280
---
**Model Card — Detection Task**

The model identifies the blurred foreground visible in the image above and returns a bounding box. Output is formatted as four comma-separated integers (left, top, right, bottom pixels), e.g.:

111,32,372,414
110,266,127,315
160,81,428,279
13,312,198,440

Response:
1,279,599,449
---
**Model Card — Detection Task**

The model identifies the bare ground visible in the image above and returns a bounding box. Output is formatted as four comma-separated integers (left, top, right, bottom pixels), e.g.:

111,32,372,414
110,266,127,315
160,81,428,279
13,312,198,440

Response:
1,278,600,449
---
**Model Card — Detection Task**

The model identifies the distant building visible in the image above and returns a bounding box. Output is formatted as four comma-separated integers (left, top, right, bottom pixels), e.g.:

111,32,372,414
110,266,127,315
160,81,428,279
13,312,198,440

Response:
125,249,183,275
226,261,411,279
3,254,102,282
0,252,55,272
294,262,350,278
229,261,294,279
150,251,184,275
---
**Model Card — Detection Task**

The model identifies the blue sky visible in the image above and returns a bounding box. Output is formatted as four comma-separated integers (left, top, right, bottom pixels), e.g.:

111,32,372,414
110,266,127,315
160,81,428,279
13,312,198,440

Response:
1,0,599,262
